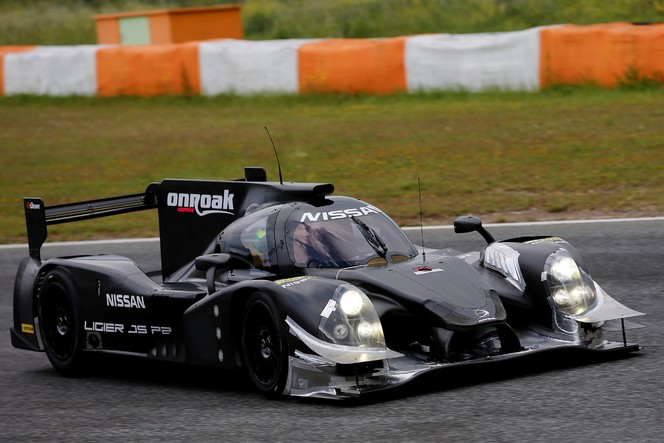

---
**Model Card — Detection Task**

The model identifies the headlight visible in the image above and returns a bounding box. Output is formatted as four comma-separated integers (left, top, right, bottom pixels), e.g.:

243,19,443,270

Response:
319,284,386,348
550,256,580,282
339,289,364,316
544,250,596,316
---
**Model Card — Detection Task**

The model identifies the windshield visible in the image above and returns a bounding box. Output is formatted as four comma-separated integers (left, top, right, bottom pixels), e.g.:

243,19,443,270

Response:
285,200,417,268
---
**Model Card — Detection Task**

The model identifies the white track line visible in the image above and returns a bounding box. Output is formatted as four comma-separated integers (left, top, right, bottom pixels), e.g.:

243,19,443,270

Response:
0,237,159,250
401,216,664,231
0,216,662,250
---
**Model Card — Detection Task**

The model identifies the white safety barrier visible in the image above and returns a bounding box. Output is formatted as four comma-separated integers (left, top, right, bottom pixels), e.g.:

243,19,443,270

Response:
199,39,318,95
4,45,101,96
405,27,545,92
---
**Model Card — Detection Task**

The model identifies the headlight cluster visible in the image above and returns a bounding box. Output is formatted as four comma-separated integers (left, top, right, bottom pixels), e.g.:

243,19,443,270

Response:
544,250,596,316
319,284,386,348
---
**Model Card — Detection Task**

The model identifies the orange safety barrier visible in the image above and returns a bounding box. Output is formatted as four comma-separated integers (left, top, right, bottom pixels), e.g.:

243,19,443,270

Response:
96,42,201,96
298,37,406,94
540,22,664,87
0,46,36,95
629,23,664,81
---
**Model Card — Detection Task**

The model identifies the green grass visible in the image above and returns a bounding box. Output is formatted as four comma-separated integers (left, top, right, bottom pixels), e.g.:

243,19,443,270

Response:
1,0,663,45
1,87,663,244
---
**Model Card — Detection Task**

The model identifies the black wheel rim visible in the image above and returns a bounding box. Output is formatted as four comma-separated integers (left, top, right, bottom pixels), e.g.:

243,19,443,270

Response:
41,286,76,361
244,301,281,388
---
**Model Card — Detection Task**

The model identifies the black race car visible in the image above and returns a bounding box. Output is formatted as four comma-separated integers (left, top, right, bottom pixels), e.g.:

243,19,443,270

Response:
11,167,644,399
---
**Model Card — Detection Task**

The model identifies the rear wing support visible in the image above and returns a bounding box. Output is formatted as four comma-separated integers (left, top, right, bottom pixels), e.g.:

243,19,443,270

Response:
23,190,158,260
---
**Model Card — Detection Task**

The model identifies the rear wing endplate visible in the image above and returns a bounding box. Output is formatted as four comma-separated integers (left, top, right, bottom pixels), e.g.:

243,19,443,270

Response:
23,190,158,260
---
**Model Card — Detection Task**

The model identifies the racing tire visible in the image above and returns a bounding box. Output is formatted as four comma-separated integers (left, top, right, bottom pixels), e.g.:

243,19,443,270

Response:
241,292,289,398
38,268,86,376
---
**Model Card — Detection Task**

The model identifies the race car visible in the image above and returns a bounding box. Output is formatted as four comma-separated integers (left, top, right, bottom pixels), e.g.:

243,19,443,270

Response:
11,167,644,399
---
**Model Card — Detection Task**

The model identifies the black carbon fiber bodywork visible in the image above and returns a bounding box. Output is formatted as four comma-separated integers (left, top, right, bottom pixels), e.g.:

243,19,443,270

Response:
11,168,644,399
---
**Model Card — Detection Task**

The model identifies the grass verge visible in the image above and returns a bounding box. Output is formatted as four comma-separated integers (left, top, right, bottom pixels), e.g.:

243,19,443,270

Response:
1,87,663,244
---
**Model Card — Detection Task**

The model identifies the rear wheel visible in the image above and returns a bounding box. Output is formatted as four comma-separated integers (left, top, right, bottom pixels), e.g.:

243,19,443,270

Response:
38,268,86,375
241,292,288,397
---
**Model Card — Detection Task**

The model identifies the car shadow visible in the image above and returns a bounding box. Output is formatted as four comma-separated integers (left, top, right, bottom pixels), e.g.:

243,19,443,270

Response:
331,348,644,407
30,347,643,405
67,353,254,395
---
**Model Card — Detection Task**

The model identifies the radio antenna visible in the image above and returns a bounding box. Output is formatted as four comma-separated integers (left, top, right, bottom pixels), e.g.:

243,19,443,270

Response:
264,126,283,185
418,177,426,263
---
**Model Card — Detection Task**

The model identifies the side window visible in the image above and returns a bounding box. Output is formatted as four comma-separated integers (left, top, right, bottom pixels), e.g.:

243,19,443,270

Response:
240,217,271,268
220,205,281,270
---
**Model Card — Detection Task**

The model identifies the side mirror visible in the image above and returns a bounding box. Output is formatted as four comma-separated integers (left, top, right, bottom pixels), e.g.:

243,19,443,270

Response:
453,215,495,244
195,253,232,294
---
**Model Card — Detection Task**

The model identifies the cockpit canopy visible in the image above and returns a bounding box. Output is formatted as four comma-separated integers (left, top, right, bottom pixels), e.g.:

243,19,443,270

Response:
217,197,418,270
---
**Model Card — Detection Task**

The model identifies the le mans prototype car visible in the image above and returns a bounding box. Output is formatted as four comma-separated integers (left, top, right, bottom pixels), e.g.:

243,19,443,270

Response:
11,167,644,399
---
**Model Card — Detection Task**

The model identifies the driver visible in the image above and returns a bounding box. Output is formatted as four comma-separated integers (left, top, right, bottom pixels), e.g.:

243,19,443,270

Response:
240,219,271,268
291,220,363,267
292,222,332,266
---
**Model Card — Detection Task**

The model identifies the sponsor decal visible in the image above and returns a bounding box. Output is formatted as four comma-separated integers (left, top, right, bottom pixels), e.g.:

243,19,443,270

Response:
474,309,496,322
84,321,171,335
475,309,490,318
299,206,380,223
84,321,124,333
275,276,311,288
25,201,41,210
166,191,235,216
21,323,35,334
128,325,172,335
106,293,145,309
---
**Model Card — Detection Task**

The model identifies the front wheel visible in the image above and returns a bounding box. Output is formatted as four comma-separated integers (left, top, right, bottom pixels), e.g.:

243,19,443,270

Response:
241,292,288,397
38,268,86,375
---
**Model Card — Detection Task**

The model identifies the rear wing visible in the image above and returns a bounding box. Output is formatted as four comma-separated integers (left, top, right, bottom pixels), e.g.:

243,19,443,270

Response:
23,167,334,279
23,192,158,260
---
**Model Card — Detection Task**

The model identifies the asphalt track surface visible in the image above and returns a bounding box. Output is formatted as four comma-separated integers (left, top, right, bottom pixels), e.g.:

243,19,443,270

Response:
1,219,662,441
